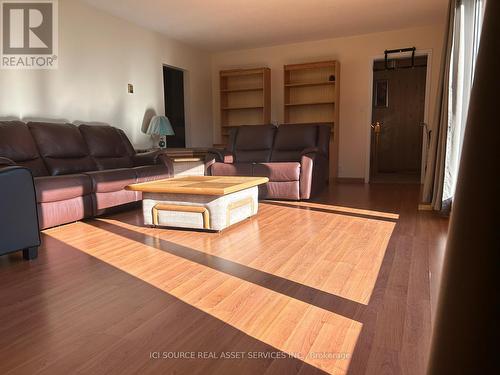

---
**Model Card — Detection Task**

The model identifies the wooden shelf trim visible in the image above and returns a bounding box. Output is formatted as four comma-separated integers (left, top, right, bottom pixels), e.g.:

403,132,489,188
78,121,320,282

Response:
220,69,266,77
284,61,337,71
283,60,340,179
220,66,271,147
285,81,335,88
221,87,264,93
221,105,264,110
285,101,335,107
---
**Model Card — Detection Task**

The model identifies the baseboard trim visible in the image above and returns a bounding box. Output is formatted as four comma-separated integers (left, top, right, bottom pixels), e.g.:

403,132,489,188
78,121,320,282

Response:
333,177,365,184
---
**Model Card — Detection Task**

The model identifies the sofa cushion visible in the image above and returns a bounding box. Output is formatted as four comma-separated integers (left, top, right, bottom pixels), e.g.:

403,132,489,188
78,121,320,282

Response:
92,190,138,214
0,121,49,177
117,128,137,156
85,168,137,193
259,181,300,200
0,157,15,166
271,125,318,162
28,122,96,176
234,150,271,163
253,162,300,182
133,165,171,183
232,125,276,162
233,125,276,151
79,125,133,170
38,195,93,230
210,162,253,176
35,174,92,203
132,151,161,167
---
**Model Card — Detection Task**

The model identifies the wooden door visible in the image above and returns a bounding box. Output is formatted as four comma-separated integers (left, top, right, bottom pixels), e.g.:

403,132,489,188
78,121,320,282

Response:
370,56,427,182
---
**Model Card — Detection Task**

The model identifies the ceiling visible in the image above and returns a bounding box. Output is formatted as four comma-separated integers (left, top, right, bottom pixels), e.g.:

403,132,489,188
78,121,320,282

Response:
81,0,447,52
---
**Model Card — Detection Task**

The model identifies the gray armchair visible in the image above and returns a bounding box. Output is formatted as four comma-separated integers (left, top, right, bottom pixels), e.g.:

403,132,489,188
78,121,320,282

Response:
0,164,40,260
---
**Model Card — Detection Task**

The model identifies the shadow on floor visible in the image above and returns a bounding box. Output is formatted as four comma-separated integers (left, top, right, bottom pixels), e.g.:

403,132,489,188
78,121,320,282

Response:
262,201,399,222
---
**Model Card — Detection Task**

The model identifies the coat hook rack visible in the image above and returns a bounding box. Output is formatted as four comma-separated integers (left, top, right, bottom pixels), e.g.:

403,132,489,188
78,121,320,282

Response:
384,47,416,70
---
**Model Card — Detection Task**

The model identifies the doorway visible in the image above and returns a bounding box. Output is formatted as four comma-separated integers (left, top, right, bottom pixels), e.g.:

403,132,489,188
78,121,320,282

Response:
370,55,428,183
163,65,186,148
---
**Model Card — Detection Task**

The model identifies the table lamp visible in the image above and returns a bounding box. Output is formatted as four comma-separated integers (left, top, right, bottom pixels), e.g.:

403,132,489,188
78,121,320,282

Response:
146,115,175,149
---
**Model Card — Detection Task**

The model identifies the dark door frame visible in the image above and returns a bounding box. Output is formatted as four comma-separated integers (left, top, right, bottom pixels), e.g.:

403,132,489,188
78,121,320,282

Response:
365,49,433,183
162,64,189,147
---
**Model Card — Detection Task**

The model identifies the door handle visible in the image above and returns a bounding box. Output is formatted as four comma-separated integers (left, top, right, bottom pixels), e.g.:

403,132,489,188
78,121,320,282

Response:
371,121,382,134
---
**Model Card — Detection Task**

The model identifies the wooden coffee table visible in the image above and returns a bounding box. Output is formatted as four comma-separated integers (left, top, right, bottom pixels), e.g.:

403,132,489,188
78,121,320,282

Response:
125,176,269,231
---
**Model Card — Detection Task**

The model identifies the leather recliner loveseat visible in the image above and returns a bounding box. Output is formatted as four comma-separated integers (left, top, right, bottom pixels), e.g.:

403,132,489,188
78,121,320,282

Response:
0,121,172,230
206,124,330,200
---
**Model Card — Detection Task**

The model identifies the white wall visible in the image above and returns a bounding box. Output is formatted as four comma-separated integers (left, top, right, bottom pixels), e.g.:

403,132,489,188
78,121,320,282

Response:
0,0,213,149
211,25,445,179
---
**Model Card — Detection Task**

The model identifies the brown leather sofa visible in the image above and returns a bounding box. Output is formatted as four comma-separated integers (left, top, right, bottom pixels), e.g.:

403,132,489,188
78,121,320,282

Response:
206,124,330,200
0,121,172,229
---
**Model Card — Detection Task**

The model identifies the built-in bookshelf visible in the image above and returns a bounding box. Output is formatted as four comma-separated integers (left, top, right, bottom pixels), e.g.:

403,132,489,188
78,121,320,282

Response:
219,67,271,145
283,60,340,178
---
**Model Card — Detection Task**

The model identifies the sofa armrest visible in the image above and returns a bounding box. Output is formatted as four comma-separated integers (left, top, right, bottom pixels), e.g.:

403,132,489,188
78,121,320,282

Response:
0,156,16,167
132,150,161,167
0,166,40,259
301,147,328,157
157,153,174,176
204,149,234,176
205,148,234,163
299,152,329,200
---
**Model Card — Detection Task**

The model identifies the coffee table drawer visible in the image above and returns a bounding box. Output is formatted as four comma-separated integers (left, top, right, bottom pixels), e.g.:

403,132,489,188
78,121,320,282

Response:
142,186,258,231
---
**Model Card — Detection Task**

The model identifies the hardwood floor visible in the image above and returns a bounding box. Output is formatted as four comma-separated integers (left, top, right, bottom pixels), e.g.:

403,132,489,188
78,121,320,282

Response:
0,183,448,374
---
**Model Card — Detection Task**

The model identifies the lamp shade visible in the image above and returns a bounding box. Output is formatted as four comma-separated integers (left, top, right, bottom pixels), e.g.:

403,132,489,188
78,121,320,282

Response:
146,116,174,136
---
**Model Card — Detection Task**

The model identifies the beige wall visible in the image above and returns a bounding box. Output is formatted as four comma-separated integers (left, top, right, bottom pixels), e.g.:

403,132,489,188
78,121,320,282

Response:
211,25,445,179
0,0,213,149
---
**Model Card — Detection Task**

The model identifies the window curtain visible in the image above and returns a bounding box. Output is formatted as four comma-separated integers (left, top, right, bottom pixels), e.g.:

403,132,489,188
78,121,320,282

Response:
422,0,485,212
